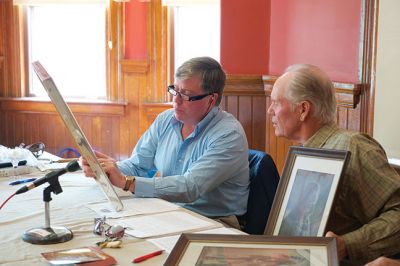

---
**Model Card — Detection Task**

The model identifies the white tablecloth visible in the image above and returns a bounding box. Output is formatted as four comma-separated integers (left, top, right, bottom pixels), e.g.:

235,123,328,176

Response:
0,171,223,265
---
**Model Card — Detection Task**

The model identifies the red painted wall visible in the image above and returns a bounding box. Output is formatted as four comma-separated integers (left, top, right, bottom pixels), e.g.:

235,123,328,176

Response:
125,0,147,59
124,0,362,82
269,0,362,82
220,0,270,75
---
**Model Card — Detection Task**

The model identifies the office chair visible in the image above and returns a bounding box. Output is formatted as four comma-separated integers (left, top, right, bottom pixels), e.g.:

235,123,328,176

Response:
243,149,280,234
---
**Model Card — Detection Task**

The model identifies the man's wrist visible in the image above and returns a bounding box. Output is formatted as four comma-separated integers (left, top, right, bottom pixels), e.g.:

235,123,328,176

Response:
123,176,135,192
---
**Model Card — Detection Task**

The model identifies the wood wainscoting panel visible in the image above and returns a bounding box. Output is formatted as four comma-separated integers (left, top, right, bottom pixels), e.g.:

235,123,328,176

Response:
140,102,172,136
0,98,127,159
222,75,266,151
0,103,125,156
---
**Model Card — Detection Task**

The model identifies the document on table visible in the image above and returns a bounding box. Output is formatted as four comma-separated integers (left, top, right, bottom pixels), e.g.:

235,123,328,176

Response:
117,211,221,238
148,227,245,253
86,197,180,218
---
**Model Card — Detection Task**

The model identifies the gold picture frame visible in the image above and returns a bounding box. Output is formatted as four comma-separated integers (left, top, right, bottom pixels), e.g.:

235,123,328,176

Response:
164,234,338,266
265,146,350,237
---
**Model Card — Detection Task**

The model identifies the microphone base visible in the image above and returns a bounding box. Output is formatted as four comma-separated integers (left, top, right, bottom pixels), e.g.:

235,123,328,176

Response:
22,226,73,245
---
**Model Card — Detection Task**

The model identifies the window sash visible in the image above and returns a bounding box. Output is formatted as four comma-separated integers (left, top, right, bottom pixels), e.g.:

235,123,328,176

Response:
26,5,107,99
13,0,123,101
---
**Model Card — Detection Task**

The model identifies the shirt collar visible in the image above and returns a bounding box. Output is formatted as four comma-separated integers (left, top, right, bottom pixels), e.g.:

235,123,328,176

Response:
171,106,220,134
303,122,338,148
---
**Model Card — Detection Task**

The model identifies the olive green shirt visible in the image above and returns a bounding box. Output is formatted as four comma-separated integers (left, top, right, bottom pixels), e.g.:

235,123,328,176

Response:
304,123,400,264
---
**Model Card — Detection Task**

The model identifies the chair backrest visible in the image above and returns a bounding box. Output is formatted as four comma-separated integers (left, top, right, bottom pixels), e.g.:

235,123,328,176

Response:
244,149,280,234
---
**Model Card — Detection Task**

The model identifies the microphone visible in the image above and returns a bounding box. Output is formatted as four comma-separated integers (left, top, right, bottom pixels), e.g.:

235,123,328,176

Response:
16,160,81,195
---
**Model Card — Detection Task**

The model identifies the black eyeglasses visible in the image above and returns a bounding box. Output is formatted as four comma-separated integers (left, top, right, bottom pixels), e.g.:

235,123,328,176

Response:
167,85,212,102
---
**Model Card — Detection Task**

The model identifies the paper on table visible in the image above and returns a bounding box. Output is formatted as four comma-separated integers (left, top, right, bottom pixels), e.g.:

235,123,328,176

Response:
86,198,179,218
117,211,220,238
148,227,245,253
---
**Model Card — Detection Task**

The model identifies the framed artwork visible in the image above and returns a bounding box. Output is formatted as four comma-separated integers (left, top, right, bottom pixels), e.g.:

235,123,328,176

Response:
265,146,350,237
164,234,338,266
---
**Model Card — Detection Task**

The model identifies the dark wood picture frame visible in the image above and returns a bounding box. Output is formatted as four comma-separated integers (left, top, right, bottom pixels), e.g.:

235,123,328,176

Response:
265,146,350,237
164,234,338,266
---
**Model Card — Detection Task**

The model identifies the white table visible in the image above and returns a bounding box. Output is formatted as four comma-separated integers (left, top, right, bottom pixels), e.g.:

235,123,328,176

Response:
0,171,233,265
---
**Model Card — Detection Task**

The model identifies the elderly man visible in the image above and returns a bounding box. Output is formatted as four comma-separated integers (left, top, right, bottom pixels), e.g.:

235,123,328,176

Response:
267,64,400,264
82,57,249,229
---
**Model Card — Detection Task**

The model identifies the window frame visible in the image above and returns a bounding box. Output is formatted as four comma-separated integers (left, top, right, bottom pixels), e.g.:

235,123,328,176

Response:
150,1,220,104
16,0,124,102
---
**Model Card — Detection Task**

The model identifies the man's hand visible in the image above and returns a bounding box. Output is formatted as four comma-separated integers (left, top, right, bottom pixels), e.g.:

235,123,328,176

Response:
326,231,347,260
79,150,127,190
365,257,400,266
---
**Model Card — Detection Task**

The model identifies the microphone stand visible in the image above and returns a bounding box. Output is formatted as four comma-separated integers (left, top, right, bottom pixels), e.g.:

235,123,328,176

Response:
22,175,73,244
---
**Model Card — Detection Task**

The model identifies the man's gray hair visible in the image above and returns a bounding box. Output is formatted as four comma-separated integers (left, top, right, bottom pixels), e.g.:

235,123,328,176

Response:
284,64,337,124
175,57,226,106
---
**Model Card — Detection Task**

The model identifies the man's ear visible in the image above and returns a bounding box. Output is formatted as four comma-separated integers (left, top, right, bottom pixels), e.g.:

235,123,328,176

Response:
210,93,218,104
299,101,311,121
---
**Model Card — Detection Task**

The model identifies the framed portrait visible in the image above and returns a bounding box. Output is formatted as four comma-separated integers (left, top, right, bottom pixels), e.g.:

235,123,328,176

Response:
164,234,338,266
265,146,350,237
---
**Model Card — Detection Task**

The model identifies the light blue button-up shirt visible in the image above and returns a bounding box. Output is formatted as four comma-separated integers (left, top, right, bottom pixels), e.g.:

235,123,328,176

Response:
117,107,249,217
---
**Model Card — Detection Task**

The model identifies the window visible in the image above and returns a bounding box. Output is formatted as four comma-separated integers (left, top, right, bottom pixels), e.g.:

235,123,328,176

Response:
173,3,220,72
164,0,220,74
27,4,107,99
13,0,122,101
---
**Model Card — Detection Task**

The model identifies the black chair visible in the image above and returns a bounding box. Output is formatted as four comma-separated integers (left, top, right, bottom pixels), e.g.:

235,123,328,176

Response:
243,149,280,234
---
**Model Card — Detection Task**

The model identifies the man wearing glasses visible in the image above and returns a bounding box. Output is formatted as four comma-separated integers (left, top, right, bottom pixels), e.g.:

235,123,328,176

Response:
82,57,249,229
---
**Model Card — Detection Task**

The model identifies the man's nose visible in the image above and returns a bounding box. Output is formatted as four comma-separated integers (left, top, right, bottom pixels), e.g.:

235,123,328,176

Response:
172,94,183,104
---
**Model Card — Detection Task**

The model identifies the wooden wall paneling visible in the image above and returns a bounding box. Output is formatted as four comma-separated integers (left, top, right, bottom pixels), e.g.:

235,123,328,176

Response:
28,115,40,145
51,114,67,156
22,113,31,145
39,114,55,155
0,1,21,97
238,96,253,148
223,75,265,150
337,107,348,129
14,112,25,146
0,111,4,143
90,116,102,154
120,59,149,160
5,112,17,148
119,67,135,160
99,116,113,155
251,95,266,151
347,105,361,132
126,75,141,159
7,112,16,146
0,98,126,158
62,115,74,156
360,0,379,135
265,96,275,156
146,0,169,103
110,117,120,159
223,95,239,118
140,103,172,136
